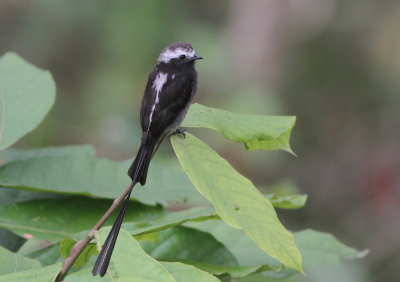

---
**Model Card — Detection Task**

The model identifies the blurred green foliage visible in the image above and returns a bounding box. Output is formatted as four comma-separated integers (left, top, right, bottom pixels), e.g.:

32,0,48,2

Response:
1,0,399,281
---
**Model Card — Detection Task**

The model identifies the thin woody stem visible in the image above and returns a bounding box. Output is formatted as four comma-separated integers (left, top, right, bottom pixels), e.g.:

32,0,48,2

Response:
54,182,134,282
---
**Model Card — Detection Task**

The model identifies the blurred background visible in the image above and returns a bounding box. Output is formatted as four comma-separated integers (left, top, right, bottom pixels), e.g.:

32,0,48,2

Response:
1,1,399,281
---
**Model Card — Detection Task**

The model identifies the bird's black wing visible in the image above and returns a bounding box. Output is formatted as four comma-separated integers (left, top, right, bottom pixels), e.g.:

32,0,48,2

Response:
140,69,158,132
146,72,196,138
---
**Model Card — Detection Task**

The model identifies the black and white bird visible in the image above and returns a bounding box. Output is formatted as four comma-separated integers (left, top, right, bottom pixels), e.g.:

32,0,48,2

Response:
92,42,202,277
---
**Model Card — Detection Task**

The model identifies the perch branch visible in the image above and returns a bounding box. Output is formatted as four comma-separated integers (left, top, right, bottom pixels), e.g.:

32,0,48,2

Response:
55,181,134,282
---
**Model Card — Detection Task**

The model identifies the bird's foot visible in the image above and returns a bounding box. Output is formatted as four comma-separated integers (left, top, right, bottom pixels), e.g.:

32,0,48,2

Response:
171,128,186,139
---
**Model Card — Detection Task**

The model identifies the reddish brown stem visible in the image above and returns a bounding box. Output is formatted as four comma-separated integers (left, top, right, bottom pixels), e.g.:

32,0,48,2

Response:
54,182,134,282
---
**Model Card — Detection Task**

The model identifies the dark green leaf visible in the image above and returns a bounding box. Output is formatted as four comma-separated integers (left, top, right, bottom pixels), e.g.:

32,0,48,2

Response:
0,52,56,151
0,227,25,252
183,104,296,153
140,226,237,266
0,196,162,241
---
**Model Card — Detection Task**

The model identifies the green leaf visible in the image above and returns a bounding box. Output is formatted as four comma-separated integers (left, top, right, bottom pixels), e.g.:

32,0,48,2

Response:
160,262,219,282
60,239,98,268
0,196,216,247
182,104,296,153
186,219,280,267
140,226,238,266
171,133,304,274
27,243,63,266
123,207,217,236
0,245,40,275
0,187,67,206
293,229,368,268
183,261,276,278
0,145,94,163
187,220,366,279
0,263,61,282
266,194,307,210
0,52,56,151
0,146,205,207
68,229,220,281
0,227,26,252
93,228,176,281
0,196,162,241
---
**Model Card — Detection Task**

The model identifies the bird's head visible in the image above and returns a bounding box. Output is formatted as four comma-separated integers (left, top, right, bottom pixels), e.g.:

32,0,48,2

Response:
157,42,203,66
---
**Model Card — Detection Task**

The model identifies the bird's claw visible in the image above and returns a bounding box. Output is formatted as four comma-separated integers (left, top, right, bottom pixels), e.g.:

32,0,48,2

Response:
172,128,186,139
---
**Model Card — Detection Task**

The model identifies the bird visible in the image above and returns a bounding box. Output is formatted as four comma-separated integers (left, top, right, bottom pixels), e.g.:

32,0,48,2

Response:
92,42,202,277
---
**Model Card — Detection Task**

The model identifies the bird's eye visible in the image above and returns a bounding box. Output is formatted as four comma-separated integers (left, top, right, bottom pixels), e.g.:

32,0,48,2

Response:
179,55,186,60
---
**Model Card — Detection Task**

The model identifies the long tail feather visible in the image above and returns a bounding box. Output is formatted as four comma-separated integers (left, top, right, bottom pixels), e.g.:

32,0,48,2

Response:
128,142,154,185
92,187,133,276
92,142,153,277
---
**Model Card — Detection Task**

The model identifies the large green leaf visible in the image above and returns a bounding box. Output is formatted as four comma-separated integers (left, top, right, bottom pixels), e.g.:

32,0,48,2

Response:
90,228,176,281
0,145,94,163
0,245,40,275
0,196,162,241
0,146,205,207
182,104,296,153
0,52,56,151
186,219,278,267
0,263,61,282
140,226,237,266
0,195,216,244
171,133,303,274
66,230,219,281
187,220,366,279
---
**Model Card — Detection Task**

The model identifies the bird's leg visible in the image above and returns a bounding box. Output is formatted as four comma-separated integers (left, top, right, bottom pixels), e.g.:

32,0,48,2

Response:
171,128,186,139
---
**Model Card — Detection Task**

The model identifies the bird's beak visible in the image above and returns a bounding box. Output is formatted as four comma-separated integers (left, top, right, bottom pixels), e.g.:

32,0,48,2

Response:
191,54,203,61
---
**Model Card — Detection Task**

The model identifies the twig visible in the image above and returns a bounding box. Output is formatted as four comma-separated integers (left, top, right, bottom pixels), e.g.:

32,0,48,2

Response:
55,181,134,282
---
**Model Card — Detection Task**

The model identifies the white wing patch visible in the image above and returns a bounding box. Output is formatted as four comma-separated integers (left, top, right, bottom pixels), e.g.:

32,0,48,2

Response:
158,48,195,63
148,72,168,130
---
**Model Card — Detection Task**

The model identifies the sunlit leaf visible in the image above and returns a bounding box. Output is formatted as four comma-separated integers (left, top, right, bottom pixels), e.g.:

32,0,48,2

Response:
183,104,296,153
171,133,303,274
0,52,56,151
